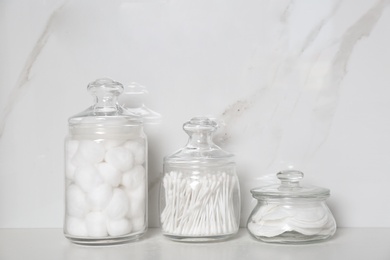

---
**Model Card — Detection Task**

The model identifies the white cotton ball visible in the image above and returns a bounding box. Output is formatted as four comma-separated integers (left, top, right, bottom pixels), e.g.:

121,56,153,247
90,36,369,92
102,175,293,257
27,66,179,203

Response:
121,165,146,190
71,153,87,168
123,140,146,165
130,183,146,201
106,188,129,219
87,184,113,211
126,186,146,219
66,216,88,237
103,139,124,150
65,161,76,181
85,212,107,237
106,218,132,236
66,140,79,159
105,147,133,172
130,217,145,232
66,184,90,218
65,140,79,180
77,140,105,164
97,162,122,187
74,164,103,193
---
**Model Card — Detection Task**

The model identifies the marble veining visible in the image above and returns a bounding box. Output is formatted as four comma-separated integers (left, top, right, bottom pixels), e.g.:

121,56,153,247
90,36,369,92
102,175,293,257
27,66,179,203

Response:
308,0,389,157
299,1,343,54
0,2,67,139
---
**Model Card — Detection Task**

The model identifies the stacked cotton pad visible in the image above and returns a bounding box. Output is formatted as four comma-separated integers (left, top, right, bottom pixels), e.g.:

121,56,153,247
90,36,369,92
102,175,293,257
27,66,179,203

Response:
247,203,335,237
65,138,146,237
161,171,238,236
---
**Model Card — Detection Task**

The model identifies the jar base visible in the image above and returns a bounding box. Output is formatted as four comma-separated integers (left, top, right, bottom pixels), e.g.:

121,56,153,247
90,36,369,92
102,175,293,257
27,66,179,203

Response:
250,231,335,244
163,232,237,243
65,231,146,246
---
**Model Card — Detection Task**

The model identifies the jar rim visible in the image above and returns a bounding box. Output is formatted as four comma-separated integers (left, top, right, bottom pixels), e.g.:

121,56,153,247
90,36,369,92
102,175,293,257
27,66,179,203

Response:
250,186,330,200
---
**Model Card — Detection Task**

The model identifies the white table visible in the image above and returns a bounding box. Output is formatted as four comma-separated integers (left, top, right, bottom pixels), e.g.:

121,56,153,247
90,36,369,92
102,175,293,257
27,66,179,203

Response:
0,228,389,260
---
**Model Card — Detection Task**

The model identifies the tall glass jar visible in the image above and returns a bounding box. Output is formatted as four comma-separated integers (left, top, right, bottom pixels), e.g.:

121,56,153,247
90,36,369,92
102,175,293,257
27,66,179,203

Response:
64,78,147,245
160,117,241,242
247,170,336,243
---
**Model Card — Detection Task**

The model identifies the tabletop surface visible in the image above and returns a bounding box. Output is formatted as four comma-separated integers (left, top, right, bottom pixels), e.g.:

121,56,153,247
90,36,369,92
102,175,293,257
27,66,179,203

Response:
0,228,389,260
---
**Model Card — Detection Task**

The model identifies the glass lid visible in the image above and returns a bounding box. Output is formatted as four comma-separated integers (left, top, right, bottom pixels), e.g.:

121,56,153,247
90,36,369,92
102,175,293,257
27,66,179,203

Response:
251,170,330,199
118,82,161,124
69,78,142,126
165,117,234,164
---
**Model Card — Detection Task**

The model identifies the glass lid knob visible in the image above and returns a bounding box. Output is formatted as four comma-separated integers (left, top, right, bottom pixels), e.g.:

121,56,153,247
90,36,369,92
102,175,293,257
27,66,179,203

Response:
87,78,124,113
183,117,218,134
277,170,304,189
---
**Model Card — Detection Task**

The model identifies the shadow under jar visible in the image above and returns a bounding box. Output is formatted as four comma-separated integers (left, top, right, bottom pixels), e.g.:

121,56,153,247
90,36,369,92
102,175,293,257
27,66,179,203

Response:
160,117,241,242
247,170,336,244
64,78,148,245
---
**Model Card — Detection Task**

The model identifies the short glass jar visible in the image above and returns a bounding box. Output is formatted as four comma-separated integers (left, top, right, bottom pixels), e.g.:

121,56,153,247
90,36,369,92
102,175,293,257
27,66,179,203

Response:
64,78,147,245
247,170,336,243
160,117,241,242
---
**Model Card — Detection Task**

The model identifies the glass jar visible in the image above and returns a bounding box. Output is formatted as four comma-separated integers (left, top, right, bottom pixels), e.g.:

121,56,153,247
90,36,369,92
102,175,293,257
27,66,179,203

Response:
64,78,147,245
247,170,336,243
160,117,241,242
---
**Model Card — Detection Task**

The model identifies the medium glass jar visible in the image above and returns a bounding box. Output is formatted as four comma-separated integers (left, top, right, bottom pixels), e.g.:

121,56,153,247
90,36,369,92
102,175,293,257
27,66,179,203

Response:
64,78,147,245
160,117,241,242
247,170,336,243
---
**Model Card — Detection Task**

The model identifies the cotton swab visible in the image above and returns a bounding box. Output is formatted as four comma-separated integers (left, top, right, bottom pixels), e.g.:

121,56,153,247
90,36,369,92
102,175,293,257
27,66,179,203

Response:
161,170,238,236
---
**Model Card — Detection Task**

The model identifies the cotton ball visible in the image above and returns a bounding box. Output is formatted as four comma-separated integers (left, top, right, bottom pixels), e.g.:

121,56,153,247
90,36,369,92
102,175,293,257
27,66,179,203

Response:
97,162,122,187
66,216,88,237
87,184,113,211
105,147,133,172
85,212,107,237
66,140,79,158
77,140,105,164
74,164,103,193
131,217,145,232
106,218,132,236
106,188,130,220
66,184,90,218
66,161,76,181
65,140,79,180
121,165,146,190
123,140,145,165
103,139,124,150
126,186,146,219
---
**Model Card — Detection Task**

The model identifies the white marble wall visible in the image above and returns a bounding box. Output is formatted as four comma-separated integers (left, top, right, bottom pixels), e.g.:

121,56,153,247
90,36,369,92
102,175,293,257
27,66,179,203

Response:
1,0,390,229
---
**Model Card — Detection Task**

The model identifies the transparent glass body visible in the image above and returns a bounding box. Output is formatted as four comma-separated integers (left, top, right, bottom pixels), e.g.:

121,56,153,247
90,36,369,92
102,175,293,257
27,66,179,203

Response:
64,78,148,245
160,117,241,242
247,170,336,243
